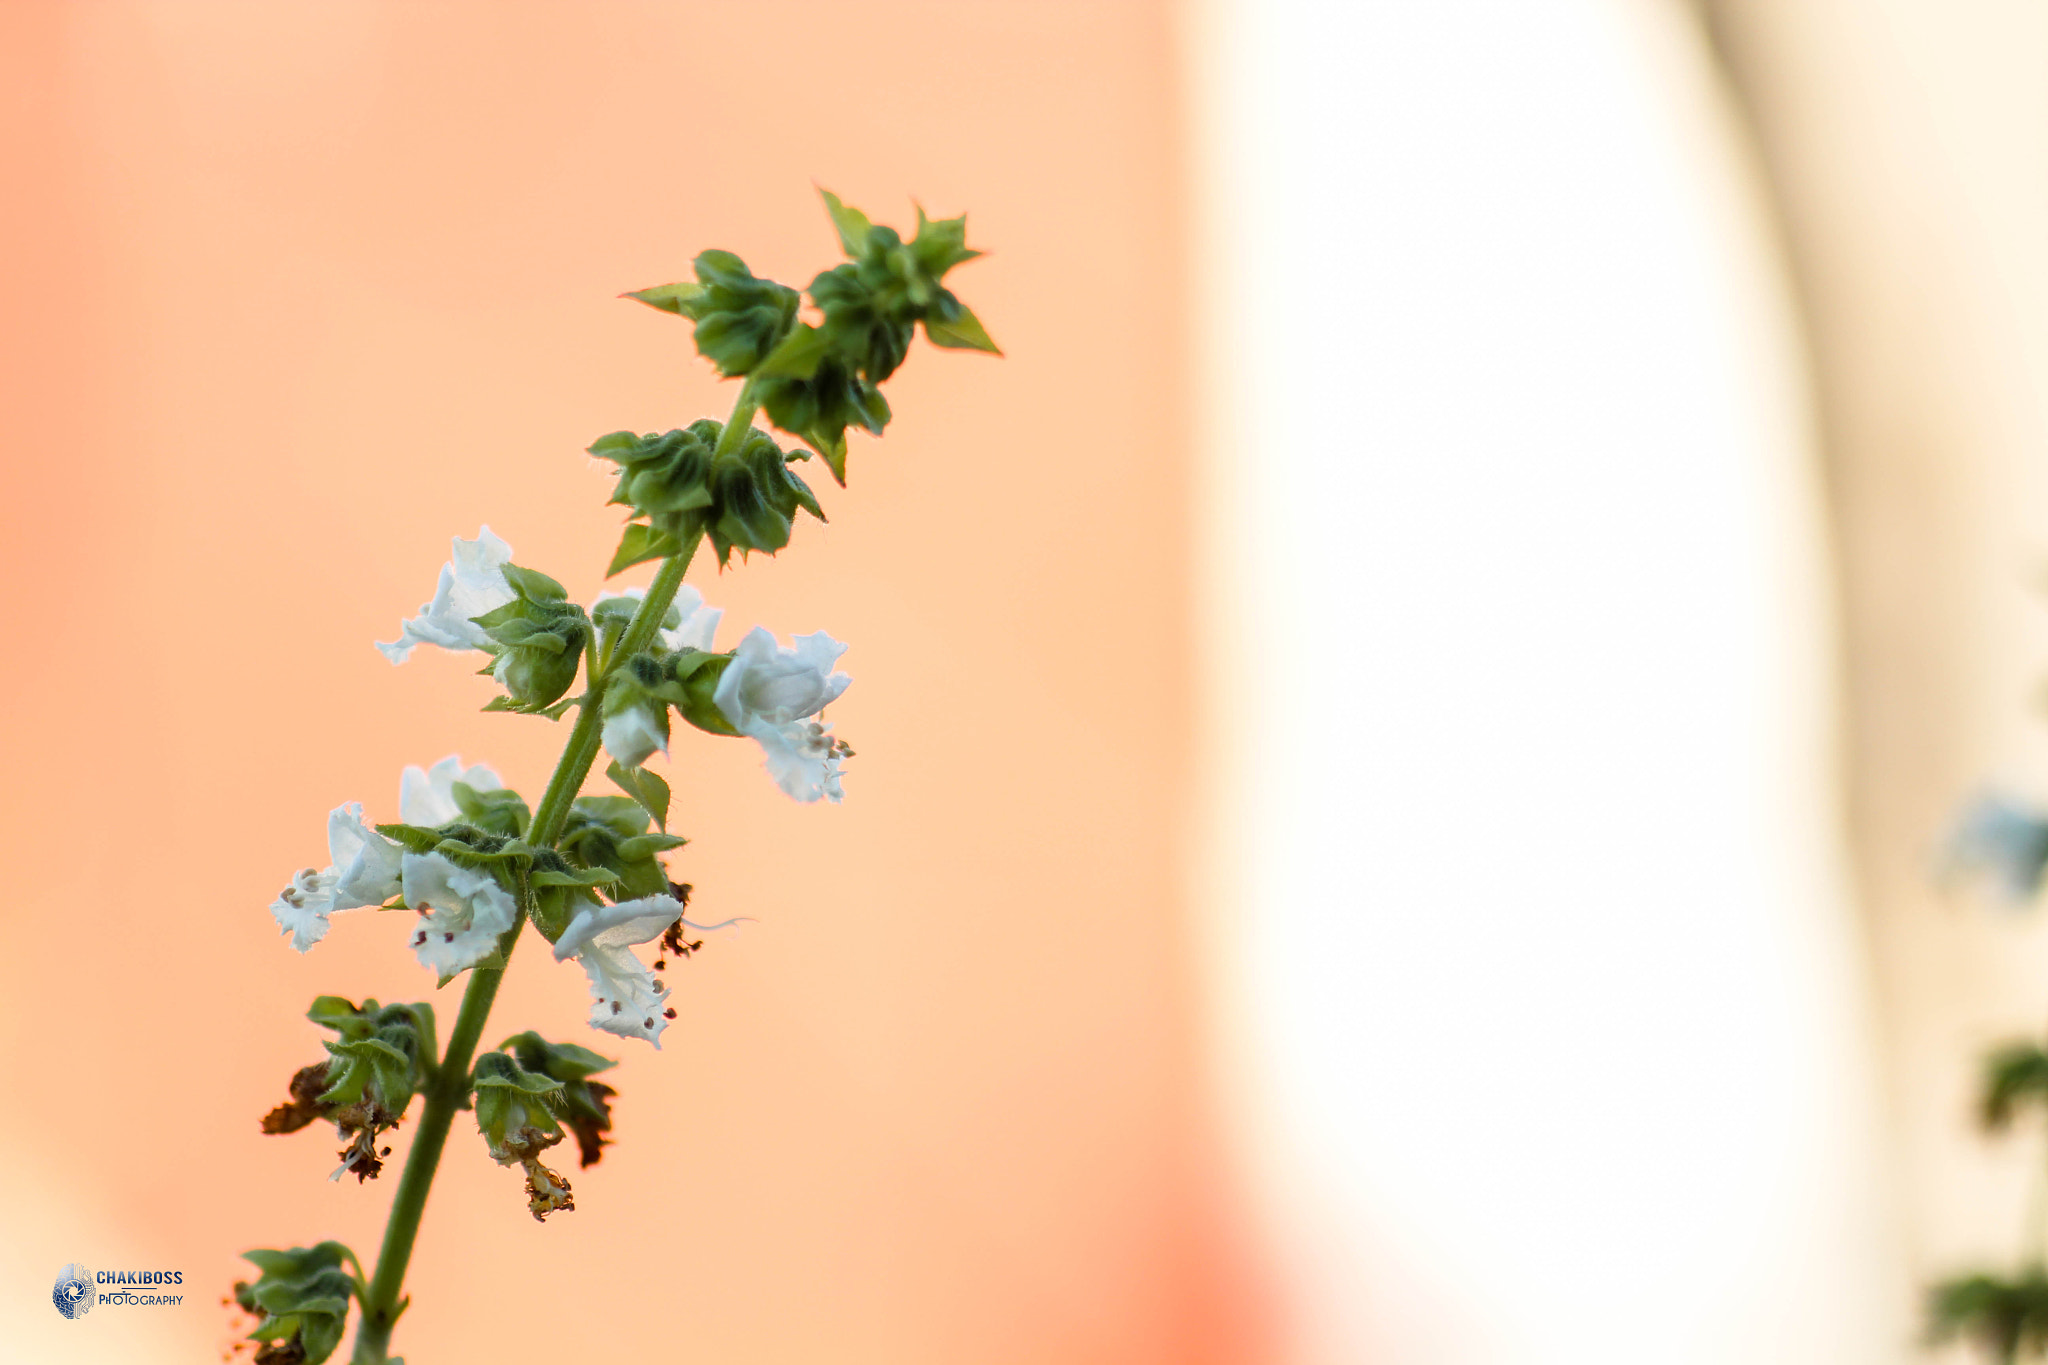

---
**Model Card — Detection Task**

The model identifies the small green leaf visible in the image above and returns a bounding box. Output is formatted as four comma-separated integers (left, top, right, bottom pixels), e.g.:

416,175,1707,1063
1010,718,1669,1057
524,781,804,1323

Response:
607,758,672,831
608,523,682,577
819,187,873,258
623,281,707,316
924,303,1002,354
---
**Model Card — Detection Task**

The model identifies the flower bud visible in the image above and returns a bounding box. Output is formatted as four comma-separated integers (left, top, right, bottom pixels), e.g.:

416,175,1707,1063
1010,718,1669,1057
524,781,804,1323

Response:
471,565,591,711
600,665,671,770
234,1242,360,1365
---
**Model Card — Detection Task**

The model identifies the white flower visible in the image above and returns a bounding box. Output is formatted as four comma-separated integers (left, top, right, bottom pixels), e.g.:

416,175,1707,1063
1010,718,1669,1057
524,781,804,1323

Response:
268,802,404,952
748,717,851,803
401,851,518,977
400,755,506,827
552,895,745,1047
713,627,852,803
1943,792,2048,904
601,703,668,770
376,527,517,663
592,583,723,653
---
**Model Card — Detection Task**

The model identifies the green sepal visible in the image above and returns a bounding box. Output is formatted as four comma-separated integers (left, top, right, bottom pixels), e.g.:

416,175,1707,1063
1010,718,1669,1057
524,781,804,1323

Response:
235,1242,361,1365
451,782,530,838
923,302,1001,354
607,758,672,831
532,865,620,888
669,650,739,736
608,523,683,577
470,1050,568,1164
374,823,446,854
569,795,648,836
755,320,833,380
820,187,873,258
617,831,689,860
558,793,684,904
497,563,568,602
499,1032,621,1168
623,280,708,316
671,249,801,378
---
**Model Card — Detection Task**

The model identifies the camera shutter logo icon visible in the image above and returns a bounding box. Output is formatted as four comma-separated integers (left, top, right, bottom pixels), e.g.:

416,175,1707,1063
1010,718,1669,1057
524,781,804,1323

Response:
52,1263,94,1319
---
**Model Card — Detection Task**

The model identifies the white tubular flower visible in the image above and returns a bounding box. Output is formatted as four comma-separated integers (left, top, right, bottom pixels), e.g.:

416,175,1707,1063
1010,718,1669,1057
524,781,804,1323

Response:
376,527,517,663
401,851,518,978
713,627,853,803
268,803,404,953
744,717,850,804
400,755,505,827
592,584,724,653
601,704,668,770
552,894,727,1047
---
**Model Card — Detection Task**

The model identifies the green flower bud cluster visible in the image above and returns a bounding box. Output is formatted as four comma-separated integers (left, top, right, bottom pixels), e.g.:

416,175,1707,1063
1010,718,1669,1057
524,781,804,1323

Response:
626,188,999,487
472,564,591,711
499,1031,620,1168
470,1050,577,1221
557,795,690,904
590,419,825,570
261,998,437,1184
233,1241,362,1365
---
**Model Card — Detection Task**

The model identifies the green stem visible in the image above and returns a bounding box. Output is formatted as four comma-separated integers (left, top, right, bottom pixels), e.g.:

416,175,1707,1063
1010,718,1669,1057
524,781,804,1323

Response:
350,928,516,1363
346,383,744,1362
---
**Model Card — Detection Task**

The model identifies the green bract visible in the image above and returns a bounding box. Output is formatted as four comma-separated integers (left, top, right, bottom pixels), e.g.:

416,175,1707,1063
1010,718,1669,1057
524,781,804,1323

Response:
626,250,799,378
589,420,825,569
500,1031,621,1168
310,997,435,1117
471,564,590,711
235,1242,362,1365
470,1049,566,1164
627,188,995,488
558,793,689,904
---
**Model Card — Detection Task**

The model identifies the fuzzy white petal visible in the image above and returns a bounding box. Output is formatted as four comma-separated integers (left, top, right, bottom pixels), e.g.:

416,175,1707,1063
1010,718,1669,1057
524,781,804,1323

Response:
576,943,671,1047
400,755,504,827
741,715,847,804
552,894,686,961
327,802,404,907
713,626,851,729
377,527,516,662
401,851,518,976
270,867,341,953
602,706,668,770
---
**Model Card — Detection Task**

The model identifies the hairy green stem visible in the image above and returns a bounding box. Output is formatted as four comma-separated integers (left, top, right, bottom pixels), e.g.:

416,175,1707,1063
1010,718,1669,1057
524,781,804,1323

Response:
349,924,517,1362
346,389,739,1361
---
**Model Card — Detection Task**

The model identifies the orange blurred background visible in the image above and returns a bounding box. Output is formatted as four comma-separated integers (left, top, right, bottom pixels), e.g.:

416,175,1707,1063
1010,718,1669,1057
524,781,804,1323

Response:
0,3,1270,1361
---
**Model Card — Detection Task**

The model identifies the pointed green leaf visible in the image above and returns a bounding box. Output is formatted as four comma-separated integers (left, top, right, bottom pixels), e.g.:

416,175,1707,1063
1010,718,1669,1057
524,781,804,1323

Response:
924,303,1002,354
819,187,873,257
607,758,672,831
608,522,682,577
623,281,707,317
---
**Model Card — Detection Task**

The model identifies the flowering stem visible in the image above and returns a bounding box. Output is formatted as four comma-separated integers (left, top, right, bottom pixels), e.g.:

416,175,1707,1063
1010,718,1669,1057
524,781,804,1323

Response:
347,393,744,1362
